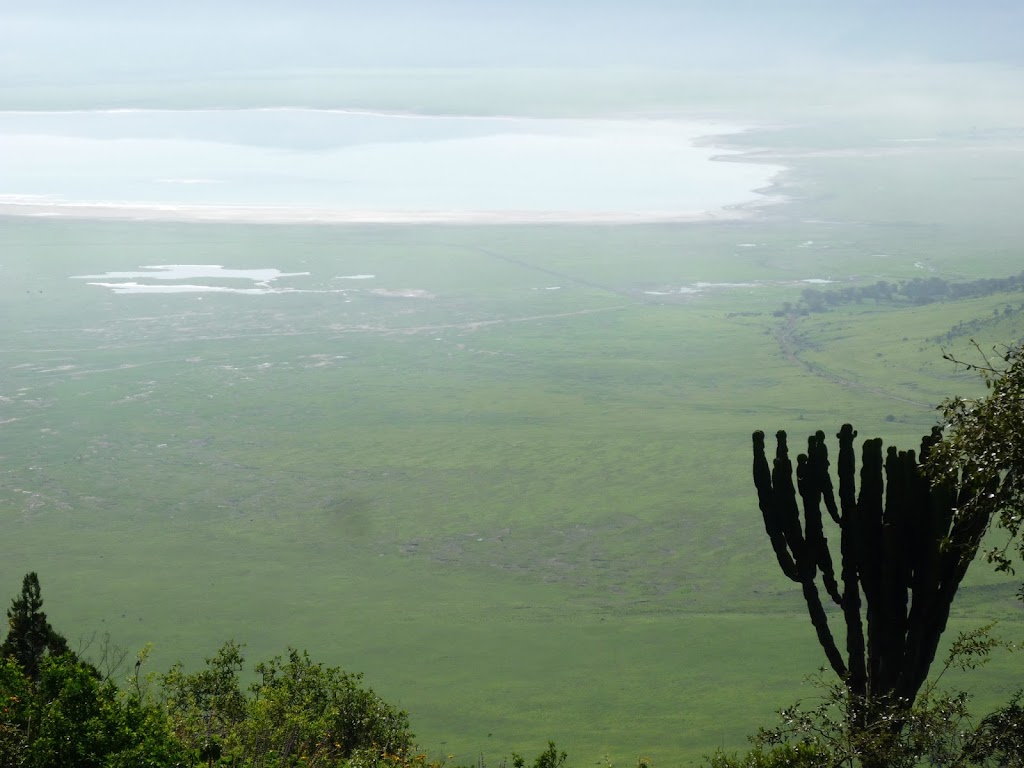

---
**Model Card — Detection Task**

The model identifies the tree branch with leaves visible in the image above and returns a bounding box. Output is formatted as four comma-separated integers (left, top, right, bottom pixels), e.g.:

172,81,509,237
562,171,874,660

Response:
927,341,1024,579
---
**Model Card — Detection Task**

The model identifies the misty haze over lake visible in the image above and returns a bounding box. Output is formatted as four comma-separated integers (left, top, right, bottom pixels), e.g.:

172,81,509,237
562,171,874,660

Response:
0,109,781,221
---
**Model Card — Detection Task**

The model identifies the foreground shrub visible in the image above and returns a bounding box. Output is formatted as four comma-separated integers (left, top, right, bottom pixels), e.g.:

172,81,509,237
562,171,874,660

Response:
0,653,181,767
161,641,411,767
705,742,829,768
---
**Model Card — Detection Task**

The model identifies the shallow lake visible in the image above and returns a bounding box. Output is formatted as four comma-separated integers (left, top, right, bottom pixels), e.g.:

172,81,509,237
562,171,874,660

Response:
0,108,781,220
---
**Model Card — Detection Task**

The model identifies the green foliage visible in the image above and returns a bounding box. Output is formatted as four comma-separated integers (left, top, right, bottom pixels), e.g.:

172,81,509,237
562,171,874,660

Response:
929,342,1024,576
963,690,1024,767
0,652,181,768
246,647,412,764
747,679,1022,768
0,654,32,761
704,743,829,768
160,641,412,767
160,639,248,762
0,573,70,681
511,742,568,768
780,271,1024,318
727,625,1020,768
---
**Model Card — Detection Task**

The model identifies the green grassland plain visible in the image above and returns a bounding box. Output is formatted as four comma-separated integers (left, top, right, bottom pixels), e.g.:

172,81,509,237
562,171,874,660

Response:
2,69,1024,765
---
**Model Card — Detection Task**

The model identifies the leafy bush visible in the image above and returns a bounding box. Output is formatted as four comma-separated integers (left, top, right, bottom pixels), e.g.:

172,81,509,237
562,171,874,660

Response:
0,653,181,768
704,742,829,768
160,641,411,767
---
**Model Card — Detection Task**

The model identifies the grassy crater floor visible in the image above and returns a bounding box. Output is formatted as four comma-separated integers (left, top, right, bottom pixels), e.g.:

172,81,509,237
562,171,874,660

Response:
3,93,1024,765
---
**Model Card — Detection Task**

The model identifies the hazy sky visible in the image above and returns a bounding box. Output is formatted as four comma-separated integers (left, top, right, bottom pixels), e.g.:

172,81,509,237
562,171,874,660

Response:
3,1,1024,84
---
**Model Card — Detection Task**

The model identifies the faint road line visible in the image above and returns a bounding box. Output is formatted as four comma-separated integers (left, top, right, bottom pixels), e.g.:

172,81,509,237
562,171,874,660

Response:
774,317,935,409
328,304,628,336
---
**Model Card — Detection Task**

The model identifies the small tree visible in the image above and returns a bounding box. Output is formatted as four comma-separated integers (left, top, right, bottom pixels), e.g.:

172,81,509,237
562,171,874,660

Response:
751,424,994,763
245,647,411,763
161,641,411,766
0,572,70,680
160,640,248,764
927,342,1024,577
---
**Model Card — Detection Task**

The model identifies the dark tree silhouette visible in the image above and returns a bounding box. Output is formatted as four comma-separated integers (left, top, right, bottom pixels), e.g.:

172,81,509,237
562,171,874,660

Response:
0,572,70,679
751,426,993,750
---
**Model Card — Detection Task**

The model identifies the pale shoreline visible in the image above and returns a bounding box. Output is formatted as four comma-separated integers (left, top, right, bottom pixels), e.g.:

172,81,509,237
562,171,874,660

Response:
0,109,786,225
0,200,768,225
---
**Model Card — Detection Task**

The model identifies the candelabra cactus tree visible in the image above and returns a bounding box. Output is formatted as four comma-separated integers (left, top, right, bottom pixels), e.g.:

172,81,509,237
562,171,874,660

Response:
751,425,993,716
